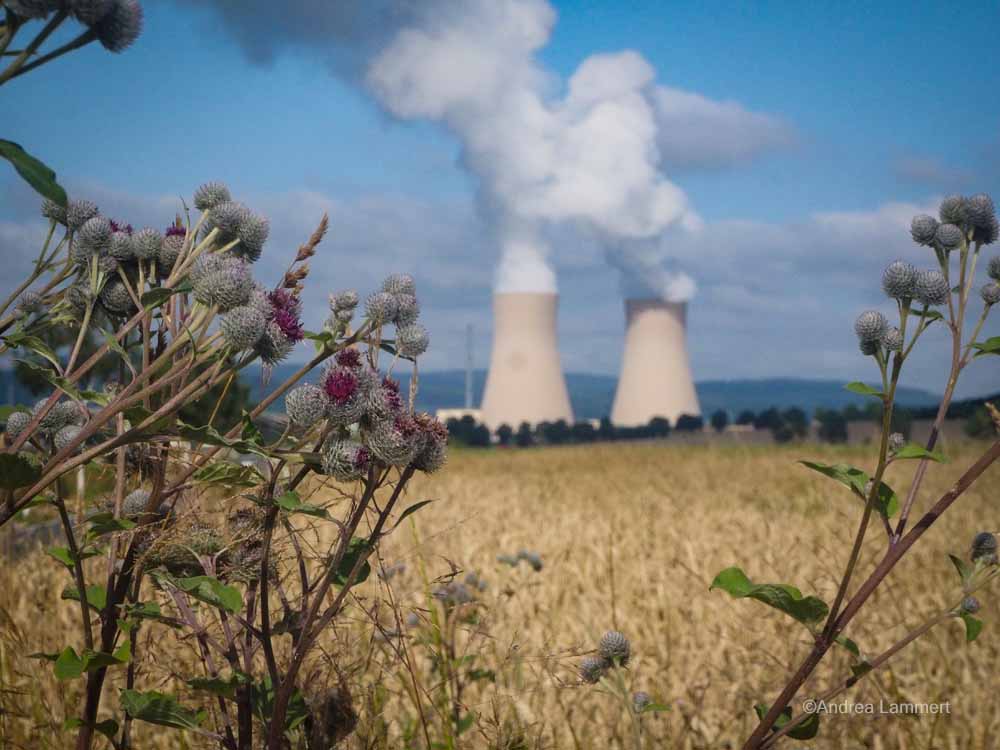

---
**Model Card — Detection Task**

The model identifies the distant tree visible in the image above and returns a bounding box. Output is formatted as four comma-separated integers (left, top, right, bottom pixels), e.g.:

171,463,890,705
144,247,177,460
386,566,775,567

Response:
496,423,513,446
469,423,492,447
754,407,782,431
735,409,756,426
815,408,848,443
515,421,534,447
571,421,596,442
647,416,671,438
783,407,809,439
675,414,703,432
598,416,616,442
710,409,729,433
773,424,796,444
965,407,996,439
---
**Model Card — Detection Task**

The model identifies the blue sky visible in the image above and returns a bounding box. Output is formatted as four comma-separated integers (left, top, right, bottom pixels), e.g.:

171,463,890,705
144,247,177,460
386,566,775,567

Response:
2,0,998,398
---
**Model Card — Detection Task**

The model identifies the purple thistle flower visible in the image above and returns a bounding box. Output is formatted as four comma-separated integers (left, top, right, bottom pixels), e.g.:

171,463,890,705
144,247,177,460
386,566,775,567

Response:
165,225,186,238
325,369,359,405
336,348,362,368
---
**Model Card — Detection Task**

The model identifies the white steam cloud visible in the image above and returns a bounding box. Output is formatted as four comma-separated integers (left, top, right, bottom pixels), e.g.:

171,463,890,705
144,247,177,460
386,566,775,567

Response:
176,0,793,300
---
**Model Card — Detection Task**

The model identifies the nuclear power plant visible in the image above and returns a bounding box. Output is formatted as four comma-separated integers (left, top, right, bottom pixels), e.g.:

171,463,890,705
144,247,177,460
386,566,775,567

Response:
610,298,700,426
480,292,574,430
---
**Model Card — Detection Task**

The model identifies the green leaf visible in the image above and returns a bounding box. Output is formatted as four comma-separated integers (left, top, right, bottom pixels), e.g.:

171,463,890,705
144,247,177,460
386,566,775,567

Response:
0,139,67,206
456,712,476,735
390,499,434,531
174,420,273,458
87,512,136,538
972,336,1000,358
46,545,99,569
834,635,861,659
332,537,372,588
13,335,62,371
844,381,884,398
54,647,85,680
960,613,983,642
120,689,207,731
710,567,829,627
13,358,82,401
63,718,119,742
799,461,899,518
753,703,820,740
892,443,947,462
139,282,191,311
240,411,264,444
156,572,243,614
949,553,973,585
103,330,136,377
61,583,108,611
638,702,671,714
187,673,249,701
193,461,265,488
276,490,330,519
0,453,42,490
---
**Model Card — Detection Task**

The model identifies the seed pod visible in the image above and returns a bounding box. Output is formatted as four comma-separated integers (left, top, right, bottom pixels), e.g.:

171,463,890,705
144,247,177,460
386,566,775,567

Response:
913,270,950,307
881,260,917,300
285,384,329,427
882,327,903,352
934,223,963,251
221,305,267,352
366,413,424,467
95,0,144,52
966,193,996,231
910,214,939,245
158,232,184,276
54,425,83,453
411,413,449,473
191,256,253,312
235,212,269,262
981,282,1000,307
193,182,232,211
322,440,372,482
255,321,294,366
395,323,429,358
41,199,67,224
579,655,609,684
100,277,136,316
598,631,631,666
976,214,999,245
4,411,32,442
939,195,968,226
971,532,998,563
854,310,888,343
382,273,416,296
75,216,113,260
132,227,163,261
66,200,100,231
330,290,359,311
392,293,420,325
365,291,399,325
108,230,136,262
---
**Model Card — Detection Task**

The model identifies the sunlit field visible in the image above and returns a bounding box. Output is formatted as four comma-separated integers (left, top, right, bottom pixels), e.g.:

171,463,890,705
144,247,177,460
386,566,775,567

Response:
2,439,997,749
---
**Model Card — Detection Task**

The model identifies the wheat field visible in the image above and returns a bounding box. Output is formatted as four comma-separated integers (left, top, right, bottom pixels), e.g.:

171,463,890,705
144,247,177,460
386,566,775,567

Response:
1,440,998,749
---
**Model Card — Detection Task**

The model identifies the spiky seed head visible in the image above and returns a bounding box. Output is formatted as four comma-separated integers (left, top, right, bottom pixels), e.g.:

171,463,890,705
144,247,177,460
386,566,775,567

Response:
66,200,99,231
322,440,372,482
971,532,998,562
32,399,81,435
235,212,269,262
108,230,135,262
934,223,963,251
330,290,359,311
881,260,916,300
882,327,903,352
960,596,981,615
579,656,609,684
220,305,267,352
120,489,154,519
99,277,136,316
53,425,83,453
4,0,61,19
382,273,416,296
633,692,652,712
914,269,950,306
146,525,223,577
208,200,250,236
132,227,162,260
981,282,1000,307
910,214,939,245
854,310,888,343
411,413,449,473
193,182,232,211
65,281,91,316
191,256,253,312
977,215,999,245
366,413,424,467
365,375,403,421
5,411,32,442
365,291,398,324
989,256,1000,282
939,195,968,225
393,293,420,325
227,507,265,537
16,292,45,315
888,432,906,453
157,233,184,275
395,323,429,358
285,384,329,427
68,0,114,25
255,321,294,366
966,193,996,230
335,308,354,324
95,0,143,52
599,631,631,666
41,199,67,224
859,340,878,359
75,216,112,258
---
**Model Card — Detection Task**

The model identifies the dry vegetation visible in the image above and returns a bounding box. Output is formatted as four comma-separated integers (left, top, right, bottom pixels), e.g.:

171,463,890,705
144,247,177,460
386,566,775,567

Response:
2,439,998,749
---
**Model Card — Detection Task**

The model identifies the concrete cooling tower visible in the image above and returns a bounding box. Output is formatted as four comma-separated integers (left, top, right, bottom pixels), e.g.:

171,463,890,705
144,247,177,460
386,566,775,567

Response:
480,292,574,430
611,299,700,427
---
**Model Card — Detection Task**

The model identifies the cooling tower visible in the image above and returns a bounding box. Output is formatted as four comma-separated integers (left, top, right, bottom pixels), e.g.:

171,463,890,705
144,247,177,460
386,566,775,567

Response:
480,292,573,430
611,299,700,427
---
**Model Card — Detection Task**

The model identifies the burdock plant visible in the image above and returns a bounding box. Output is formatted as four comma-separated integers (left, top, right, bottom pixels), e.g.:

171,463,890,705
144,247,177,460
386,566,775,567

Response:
0,177,447,750
713,193,1000,748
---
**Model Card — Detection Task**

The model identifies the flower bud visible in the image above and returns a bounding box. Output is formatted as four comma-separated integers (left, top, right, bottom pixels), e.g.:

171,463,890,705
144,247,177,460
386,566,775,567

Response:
193,182,232,211
881,260,917,300
382,273,416,296
854,310,888,343
934,223,963,251
396,323,429,358
971,532,998,563
939,195,968,226
598,630,631,666
284,384,329,427
579,655,608,684
95,0,143,53
961,596,981,615
888,432,905,453
913,270,949,307
910,214,939,245
981,282,1000,307
882,327,903,352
